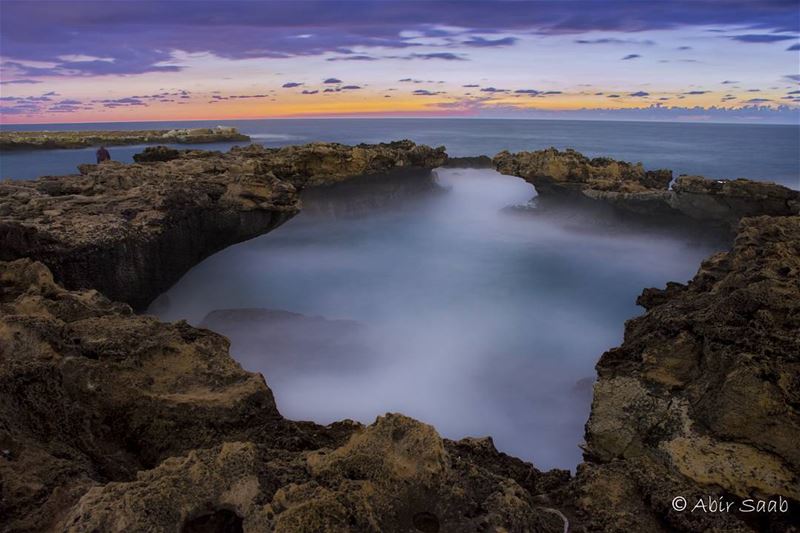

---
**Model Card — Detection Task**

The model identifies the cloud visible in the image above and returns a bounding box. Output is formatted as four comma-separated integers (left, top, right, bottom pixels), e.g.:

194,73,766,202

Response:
785,74,800,82
629,91,649,97
401,52,466,61
721,80,738,84
462,84,480,88
575,38,654,45
788,43,800,51
744,98,771,103
282,82,303,88
413,89,443,96
480,87,509,93
340,85,361,90
97,97,148,108
1,0,797,80
683,90,709,94
730,34,797,43
621,54,641,60
514,89,540,94
0,78,43,85
326,55,379,61
462,36,518,47
607,94,621,98
323,78,342,83
677,45,692,50
301,89,319,94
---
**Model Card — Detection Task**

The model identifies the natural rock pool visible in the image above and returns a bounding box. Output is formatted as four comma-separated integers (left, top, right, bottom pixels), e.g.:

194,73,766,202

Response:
151,167,716,470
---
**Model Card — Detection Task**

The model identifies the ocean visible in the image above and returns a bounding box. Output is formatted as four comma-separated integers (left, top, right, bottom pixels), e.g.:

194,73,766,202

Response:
2,118,797,470
2,118,799,188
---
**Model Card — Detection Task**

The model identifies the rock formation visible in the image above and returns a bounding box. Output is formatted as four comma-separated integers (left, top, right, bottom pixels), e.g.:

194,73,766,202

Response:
0,259,570,532
0,126,250,151
574,215,800,532
0,141,446,310
494,148,800,235
2,141,798,532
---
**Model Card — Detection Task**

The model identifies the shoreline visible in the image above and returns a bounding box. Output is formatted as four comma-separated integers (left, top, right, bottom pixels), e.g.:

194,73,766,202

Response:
1,142,797,531
0,126,250,151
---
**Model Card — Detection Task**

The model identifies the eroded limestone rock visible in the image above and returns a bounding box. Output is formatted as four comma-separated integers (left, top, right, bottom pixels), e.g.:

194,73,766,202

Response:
574,215,800,532
494,148,799,235
0,260,569,532
0,141,446,310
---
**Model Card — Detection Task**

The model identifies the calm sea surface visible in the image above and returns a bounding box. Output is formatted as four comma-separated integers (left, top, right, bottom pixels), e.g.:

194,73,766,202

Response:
2,119,796,470
2,118,799,188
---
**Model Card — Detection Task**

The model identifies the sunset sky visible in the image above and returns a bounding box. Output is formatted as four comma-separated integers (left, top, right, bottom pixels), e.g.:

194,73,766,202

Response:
1,0,799,124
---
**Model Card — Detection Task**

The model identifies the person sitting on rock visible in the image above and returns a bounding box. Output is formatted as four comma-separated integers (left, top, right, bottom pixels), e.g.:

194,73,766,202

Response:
96,146,111,163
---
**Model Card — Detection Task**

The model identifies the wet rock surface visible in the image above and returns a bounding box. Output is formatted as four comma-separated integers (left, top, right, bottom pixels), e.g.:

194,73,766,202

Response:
0,141,445,310
0,127,250,151
494,148,799,235
0,260,569,532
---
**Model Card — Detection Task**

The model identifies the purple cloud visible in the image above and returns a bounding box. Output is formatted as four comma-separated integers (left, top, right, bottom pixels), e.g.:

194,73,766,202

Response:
403,52,466,61
788,43,800,51
282,82,303,88
1,1,798,79
0,78,43,85
621,54,641,60
323,77,342,83
629,91,649,97
462,36,518,47
327,55,379,61
576,38,655,45
480,87,509,93
683,90,709,94
730,34,796,43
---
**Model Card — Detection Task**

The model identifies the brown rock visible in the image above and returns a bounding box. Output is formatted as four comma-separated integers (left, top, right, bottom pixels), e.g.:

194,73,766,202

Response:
576,215,800,532
493,148,799,236
0,141,445,310
0,260,569,532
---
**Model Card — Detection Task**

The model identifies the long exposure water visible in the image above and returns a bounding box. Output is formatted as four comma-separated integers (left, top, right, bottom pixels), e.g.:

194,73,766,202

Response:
3,118,796,470
149,167,716,470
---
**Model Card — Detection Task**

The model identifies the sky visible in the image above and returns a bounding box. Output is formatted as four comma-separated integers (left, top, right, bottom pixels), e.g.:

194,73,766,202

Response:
1,0,799,124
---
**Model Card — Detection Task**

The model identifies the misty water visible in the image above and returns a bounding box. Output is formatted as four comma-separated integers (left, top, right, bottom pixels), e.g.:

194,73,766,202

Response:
151,167,717,470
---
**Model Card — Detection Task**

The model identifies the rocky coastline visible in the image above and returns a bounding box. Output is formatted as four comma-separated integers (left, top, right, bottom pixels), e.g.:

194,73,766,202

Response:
0,141,446,310
0,126,250,151
494,147,799,236
1,142,798,532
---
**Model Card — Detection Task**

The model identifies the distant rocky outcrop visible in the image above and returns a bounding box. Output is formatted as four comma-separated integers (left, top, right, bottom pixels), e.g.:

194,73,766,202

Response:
494,148,799,235
573,215,800,532
0,259,570,533
0,141,446,310
0,126,250,151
